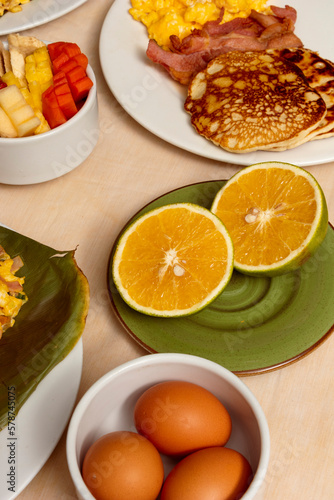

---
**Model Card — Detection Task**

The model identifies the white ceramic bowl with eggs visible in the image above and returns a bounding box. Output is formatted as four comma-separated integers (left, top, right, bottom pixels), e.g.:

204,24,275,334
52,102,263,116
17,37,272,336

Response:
66,352,270,500
0,64,98,185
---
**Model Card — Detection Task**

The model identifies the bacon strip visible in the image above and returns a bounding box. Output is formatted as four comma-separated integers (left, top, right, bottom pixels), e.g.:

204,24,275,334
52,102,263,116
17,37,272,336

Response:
270,4,297,22
146,5,303,85
146,41,209,85
10,255,24,272
0,275,23,292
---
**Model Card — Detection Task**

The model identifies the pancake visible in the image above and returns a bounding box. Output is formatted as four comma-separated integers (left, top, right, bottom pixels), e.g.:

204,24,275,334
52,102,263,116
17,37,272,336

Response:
184,51,327,153
270,48,334,141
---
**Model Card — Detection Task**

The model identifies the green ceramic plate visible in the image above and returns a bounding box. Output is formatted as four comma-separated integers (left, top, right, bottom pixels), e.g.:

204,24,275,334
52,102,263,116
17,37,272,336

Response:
107,181,334,375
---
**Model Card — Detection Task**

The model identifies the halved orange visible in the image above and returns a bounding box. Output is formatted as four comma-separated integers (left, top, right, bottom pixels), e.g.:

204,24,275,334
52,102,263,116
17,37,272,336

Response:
112,203,234,317
211,162,328,276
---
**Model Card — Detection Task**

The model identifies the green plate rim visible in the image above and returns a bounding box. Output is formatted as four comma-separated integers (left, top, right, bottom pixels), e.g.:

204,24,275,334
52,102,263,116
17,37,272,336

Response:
106,180,334,376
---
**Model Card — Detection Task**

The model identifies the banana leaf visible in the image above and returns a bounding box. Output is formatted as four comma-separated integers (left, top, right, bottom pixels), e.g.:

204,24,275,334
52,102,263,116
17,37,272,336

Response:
0,225,89,430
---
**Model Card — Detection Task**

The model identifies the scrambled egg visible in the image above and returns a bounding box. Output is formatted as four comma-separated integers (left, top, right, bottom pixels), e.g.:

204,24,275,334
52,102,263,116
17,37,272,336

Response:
0,246,27,338
129,0,269,48
0,0,31,17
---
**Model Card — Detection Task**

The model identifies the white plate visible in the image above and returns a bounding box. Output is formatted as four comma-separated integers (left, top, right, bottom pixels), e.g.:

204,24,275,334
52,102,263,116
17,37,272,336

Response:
99,0,334,167
0,339,82,499
0,0,88,36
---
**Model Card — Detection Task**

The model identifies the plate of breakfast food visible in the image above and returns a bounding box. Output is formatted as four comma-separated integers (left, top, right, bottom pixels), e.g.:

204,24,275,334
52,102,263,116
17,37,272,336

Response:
107,177,334,375
0,224,89,498
0,0,88,36
99,0,334,166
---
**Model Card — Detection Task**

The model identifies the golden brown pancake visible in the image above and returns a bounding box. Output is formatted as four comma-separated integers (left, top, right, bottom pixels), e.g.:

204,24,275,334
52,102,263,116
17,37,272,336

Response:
270,48,334,141
184,51,327,153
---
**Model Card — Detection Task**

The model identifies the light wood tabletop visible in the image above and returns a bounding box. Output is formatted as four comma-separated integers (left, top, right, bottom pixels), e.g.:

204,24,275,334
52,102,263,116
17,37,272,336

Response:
1,1,334,499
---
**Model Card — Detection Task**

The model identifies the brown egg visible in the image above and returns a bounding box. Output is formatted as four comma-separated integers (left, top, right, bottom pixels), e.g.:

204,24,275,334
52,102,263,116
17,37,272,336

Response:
81,430,164,500
134,381,232,456
160,446,253,500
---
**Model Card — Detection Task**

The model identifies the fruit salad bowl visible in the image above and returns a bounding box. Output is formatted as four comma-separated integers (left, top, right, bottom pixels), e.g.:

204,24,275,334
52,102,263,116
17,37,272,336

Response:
66,353,270,500
0,63,98,185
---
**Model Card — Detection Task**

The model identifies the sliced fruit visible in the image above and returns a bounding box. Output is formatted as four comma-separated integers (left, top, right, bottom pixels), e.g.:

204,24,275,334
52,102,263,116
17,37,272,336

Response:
52,72,78,119
1,71,50,135
48,42,80,65
52,51,69,73
0,106,17,137
1,70,22,87
211,161,328,276
0,84,40,137
34,109,51,134
112,203,234,317
42,86,67,129
72,53,88,70
16,115,41,137
19,85,34,107
25,46,53,111
47,41,67,60
0,37,93,135
66,65,93,102
47,41,93,103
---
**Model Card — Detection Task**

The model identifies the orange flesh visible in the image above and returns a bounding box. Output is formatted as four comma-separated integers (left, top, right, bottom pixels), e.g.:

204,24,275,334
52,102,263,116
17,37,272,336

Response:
214,168,317,267
118,208,230,311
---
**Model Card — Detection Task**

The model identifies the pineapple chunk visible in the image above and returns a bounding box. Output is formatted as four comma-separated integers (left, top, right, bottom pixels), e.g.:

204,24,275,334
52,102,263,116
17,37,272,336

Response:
1,71,21,87
25,46,53,112
28,80,42,111
20,87,34,108
34,110,51,135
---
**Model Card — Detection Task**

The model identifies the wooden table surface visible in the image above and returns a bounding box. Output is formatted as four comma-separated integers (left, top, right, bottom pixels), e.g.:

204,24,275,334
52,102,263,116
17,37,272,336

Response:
1,1,334,499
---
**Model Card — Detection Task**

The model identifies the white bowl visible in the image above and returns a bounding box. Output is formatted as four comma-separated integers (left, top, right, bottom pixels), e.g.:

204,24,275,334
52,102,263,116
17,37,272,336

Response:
66,353,270,500
0,65,99,185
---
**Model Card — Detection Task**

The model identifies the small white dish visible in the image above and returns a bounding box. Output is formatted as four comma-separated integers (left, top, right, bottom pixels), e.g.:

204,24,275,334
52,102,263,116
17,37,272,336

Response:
66,353,270,500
